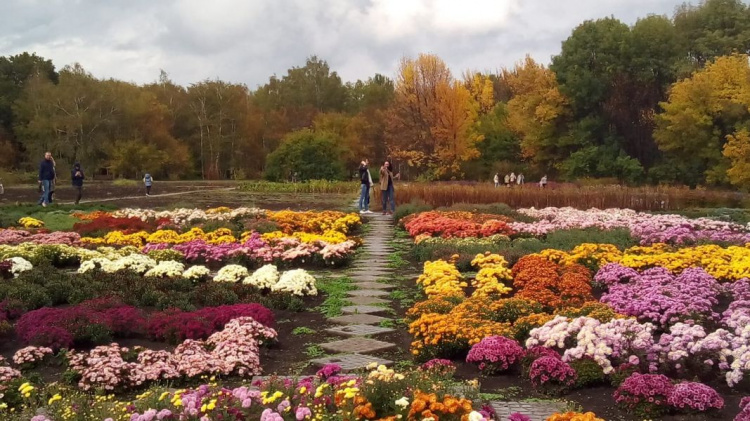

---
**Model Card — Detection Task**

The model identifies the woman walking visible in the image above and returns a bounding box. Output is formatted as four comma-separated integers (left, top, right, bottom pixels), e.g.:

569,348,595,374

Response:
379,160,399,215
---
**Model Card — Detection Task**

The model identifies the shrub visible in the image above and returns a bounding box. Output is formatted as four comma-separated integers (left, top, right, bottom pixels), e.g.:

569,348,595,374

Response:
737,396,750,421
529,356,577,395
667,382,724,414
521,346,561,378
264,129,347,182
491,298,544,323
394,200,433,223
609,363,639,387
146,303,274,343
466,336,524,375
613,373,674,418
570,358,606,388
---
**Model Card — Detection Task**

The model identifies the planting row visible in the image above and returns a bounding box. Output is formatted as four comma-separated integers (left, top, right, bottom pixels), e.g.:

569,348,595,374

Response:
403,207,750,245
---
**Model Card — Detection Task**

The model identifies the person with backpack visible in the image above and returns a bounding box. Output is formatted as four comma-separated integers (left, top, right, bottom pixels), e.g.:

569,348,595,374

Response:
143,173,154,196
71,163,85,204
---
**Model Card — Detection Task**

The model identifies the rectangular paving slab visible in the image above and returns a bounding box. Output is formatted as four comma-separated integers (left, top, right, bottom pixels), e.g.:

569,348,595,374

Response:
351,281,395,290
346,296,391,305
490,401,567,421
310,354,393,371
341,305,389,314
328,314,390,325
325,324,394,337
347,289,390,297
320,337,396,353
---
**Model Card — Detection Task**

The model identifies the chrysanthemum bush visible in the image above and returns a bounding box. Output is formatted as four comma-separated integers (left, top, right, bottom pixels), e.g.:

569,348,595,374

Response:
528,356,577,395
666,381,725,414
402,211,515,238
466,336,524,374
612,373,673,418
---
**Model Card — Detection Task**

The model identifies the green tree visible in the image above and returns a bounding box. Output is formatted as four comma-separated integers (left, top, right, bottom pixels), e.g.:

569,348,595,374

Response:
462,103,521,179
674,0,750,66
264,129,347,181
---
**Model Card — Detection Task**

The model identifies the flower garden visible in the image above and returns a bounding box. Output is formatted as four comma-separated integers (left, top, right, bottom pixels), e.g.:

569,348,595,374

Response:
398,206,750,420
5,201,750,420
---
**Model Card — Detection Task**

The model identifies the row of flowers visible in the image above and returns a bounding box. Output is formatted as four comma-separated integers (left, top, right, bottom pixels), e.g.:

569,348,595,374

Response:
77,256,319,296
1,357,607,421
402,208,750,245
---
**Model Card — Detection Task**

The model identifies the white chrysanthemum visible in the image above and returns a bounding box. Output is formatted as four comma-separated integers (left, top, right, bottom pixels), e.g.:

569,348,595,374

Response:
213,264,249,283
183,265,211,281
272,269,318,296
144,260,185,278
242,264,280,289
9,257,32,277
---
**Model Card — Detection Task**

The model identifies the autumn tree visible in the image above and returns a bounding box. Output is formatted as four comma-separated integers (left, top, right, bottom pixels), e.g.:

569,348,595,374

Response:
655,54,750,187
385,54,484,180
505,56,570,172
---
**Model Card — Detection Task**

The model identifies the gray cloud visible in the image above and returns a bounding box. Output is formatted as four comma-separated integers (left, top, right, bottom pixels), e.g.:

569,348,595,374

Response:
0,0,687,88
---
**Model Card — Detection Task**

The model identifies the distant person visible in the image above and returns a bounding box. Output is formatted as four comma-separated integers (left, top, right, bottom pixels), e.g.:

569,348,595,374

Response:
143,173,154,196
540,175,548,189
48,156,58,203
380,160,399,215
504,174,510,187
493,173,499,188
510,172,516,185
37,152,55,207
71,163,85,205
518,173,524,185
358,159,373,214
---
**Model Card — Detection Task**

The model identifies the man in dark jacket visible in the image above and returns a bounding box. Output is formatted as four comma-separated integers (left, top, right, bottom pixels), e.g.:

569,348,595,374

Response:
37,152,55,207
71,163,85,205
358,159,372,214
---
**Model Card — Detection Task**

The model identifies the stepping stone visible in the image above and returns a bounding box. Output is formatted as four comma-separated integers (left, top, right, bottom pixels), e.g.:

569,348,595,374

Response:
320,337,396,353
350,274,390,282
489,401,567,421
341,305,388,314
310,354,393,371
351,281,394,290
325,324,394,337
346,296,390,305
347,289,390,297
329,314,390,325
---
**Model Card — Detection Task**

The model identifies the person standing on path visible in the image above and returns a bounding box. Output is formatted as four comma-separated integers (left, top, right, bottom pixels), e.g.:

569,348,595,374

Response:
493,173,499,188
380,160,399,215
540,175,548,188
71,163,85,204
37,152,55,207
510,172,516,185
143,173,154,196
504,174,510,187
358,159,372,214
518,173,524,185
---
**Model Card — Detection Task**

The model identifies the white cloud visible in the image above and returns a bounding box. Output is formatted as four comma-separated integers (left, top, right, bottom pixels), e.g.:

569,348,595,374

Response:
0,0,688,87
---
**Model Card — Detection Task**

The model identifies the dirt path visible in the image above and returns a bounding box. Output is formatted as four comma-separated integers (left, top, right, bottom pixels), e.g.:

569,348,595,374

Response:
71,187,237,205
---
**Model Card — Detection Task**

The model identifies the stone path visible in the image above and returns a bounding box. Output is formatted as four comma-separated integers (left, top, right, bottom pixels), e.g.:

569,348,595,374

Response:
310,212,397,372
490,401,567,421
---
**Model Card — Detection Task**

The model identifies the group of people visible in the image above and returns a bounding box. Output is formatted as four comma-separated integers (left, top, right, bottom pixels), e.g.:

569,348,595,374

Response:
37,152,155,206
358,159,399,215
493,172,548,188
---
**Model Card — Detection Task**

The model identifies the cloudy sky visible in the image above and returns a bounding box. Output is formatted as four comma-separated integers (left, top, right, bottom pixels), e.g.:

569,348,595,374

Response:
1,0,689,88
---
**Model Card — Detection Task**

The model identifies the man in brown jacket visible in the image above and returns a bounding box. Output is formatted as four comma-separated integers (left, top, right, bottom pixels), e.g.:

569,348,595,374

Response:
379,160,399,215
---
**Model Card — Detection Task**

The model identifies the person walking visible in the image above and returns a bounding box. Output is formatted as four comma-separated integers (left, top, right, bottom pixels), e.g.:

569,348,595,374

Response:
518,173,524,185
358,159,372,214
504,174,510,187
143,173,154,196
380,160,399,215
493,173,499,188
510,172,516,185
37,152,55,207
71,163,85,204
540,175,548,189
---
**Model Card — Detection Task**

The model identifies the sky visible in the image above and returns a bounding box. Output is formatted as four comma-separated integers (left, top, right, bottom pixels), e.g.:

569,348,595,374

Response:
0,0,690,88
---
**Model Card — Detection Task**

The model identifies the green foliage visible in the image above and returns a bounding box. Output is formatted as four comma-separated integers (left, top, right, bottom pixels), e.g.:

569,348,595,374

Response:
239,180,355,194
292,327,316,335
393,200,433,223
264,130,347,182
570,358,606,388
315,276,355,317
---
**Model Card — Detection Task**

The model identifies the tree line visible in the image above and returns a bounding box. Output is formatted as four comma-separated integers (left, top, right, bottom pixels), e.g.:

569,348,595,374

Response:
2,0,750,188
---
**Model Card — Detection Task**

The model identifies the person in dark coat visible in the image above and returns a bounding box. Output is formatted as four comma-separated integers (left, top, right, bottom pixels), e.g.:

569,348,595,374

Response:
37,152,55,207
71,163,85,205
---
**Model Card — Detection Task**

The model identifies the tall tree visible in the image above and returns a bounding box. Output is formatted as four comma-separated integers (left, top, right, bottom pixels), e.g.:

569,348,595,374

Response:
655,54,750,187
385,54,484,179
674,0,750,66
